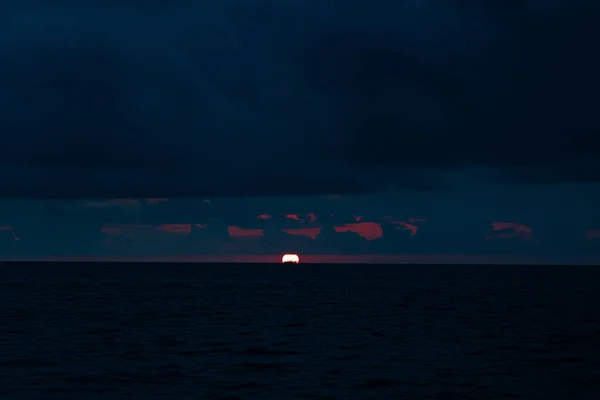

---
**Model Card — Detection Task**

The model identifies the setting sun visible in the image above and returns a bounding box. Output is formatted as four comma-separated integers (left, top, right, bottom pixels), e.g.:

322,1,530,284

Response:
282,254,300,263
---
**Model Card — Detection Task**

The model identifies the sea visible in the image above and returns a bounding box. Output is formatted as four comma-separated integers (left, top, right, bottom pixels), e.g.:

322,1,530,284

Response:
0,262,599,400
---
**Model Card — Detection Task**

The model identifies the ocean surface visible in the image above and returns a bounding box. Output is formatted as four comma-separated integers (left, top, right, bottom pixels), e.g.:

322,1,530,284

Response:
0,263,599,399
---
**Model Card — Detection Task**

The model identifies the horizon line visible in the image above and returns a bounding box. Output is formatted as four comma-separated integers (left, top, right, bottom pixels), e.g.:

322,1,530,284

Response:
1,254,598,265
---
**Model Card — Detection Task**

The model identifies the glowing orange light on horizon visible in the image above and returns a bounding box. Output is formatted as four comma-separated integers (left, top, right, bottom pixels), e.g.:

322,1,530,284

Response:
282,254,300,263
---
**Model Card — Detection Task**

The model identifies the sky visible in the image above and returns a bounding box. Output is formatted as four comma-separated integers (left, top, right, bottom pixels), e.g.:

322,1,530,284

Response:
0,1,598,263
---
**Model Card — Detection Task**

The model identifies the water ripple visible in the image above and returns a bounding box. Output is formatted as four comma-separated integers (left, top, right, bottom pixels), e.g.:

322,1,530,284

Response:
0,263,599,399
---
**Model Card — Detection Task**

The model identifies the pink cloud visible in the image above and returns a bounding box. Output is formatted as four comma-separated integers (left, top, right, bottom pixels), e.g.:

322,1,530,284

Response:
386,217,425,235
228,226,264,239
487,222,533,240
335,222,382,240
390,221,420,235
156,224,205,234
283,227,321,239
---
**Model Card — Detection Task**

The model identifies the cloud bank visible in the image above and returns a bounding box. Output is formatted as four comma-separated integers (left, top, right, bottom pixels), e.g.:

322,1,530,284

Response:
0,1,598,197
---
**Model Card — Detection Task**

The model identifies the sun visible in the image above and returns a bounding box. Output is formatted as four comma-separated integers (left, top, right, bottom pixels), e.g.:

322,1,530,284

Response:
282,254,300,264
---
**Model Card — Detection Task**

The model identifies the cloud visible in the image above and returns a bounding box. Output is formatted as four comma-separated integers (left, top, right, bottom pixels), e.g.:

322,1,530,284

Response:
388,219,424,235
0,1,359,197
283,227,321,240
335,222,383,240
0,1,598,198
228,226,264,239
0,225,19,241
82,199,141,208
1,191,599,261
585,229,600,240
487,222,533,240
147,198,169,205
325,3,599,181
101,223,202,238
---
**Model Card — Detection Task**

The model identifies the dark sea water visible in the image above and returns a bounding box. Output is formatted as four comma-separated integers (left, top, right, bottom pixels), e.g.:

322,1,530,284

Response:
1,263,599,399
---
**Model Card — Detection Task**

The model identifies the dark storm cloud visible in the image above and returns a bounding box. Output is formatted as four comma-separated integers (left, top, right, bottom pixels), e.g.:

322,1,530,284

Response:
0,1,598,198
315,2,600,171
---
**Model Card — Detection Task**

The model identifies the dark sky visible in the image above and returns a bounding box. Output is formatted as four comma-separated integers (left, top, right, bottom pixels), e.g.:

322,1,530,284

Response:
0,1,598,262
